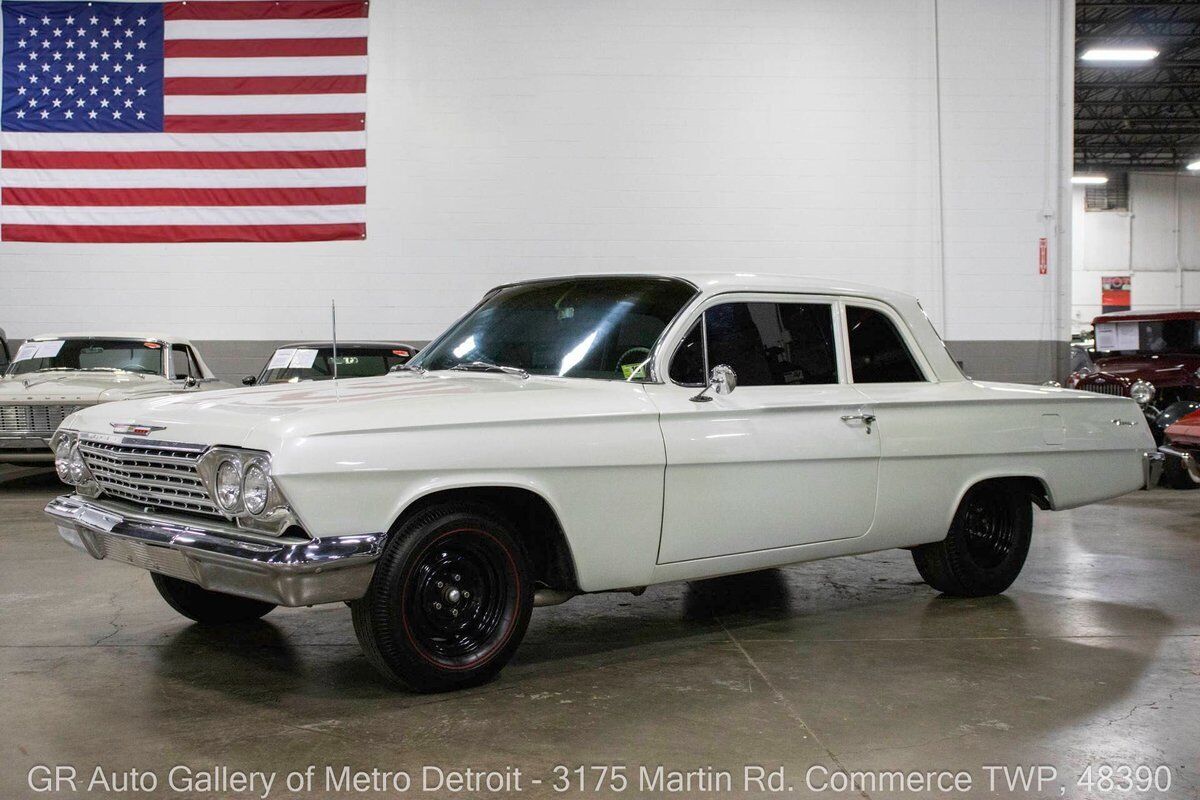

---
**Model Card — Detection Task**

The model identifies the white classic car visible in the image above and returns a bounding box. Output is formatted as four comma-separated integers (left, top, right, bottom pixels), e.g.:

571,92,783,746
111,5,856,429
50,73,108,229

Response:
46,275,1160,692
1,333,230,465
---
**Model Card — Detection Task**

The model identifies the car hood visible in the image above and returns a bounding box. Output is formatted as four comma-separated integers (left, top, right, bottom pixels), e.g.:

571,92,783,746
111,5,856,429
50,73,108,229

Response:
1092,355,1200,385
0,372,176,403
63,372,654,450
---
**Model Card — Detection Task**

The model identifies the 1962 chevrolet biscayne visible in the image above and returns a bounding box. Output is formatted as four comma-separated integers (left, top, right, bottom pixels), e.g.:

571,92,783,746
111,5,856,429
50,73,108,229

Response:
46,274,1160,692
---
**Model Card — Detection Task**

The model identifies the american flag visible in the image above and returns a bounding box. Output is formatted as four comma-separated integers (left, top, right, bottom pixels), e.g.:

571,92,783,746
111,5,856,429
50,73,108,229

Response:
0,0,367,242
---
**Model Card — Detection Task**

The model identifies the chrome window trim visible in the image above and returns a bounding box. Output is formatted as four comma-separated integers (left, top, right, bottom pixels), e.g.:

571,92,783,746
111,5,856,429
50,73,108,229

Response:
840,298,934,384
662,292,848,390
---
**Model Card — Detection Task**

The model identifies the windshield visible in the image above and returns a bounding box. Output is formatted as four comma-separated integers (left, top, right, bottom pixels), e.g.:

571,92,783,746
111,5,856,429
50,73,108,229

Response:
411,277,696,381
1095,319,1200,356
259,346,413,384
6,338,164,376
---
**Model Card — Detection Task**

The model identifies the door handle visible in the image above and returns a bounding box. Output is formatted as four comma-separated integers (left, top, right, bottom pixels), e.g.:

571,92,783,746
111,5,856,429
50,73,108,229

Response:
840,412,876,434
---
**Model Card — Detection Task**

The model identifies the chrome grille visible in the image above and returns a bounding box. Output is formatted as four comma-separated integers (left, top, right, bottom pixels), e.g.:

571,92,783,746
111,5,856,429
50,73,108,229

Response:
78,437,220,518
1079,382,1129,397
0,404,85,434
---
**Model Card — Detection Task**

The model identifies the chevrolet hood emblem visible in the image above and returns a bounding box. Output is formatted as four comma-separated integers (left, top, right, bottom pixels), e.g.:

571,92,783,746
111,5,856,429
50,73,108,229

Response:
110,423,166,436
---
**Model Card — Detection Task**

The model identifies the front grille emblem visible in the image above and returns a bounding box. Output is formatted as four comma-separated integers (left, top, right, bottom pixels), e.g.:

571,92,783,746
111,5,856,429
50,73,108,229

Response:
110,423,166,437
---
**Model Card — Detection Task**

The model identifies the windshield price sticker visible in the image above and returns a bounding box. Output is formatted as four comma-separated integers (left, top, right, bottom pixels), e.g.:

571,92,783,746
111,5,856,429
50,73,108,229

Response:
1115,322,1139,350
13,340,65,361
290,349,319,369
1095,322,1140,351
35,340,66,358
266,349,297,371
13,342,40,362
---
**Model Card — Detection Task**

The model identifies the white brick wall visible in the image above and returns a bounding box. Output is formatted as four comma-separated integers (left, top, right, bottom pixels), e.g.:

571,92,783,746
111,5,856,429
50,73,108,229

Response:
0,0,1069,352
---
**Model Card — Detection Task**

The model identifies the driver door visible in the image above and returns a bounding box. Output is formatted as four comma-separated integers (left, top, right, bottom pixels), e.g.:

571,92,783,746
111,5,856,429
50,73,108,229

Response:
644,295,880,563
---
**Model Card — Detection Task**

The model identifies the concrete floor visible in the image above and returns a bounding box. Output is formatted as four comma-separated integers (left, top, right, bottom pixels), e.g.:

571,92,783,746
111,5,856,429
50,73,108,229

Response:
1,467,1197,800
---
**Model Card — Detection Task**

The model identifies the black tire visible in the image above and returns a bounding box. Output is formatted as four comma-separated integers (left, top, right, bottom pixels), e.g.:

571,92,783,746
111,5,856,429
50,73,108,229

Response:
150,573,275,624
912,483,1032,597
350,502,533,692
1161,456,1200,490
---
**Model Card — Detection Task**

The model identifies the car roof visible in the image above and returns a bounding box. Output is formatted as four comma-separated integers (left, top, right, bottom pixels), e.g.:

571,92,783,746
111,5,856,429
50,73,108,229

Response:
25,333,195,345
496,272,921,307
1092,309,1200,324
276,341,416,349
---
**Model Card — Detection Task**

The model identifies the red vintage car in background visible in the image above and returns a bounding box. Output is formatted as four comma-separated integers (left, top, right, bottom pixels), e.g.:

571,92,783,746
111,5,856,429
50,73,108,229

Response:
1160,408,1200,489
1067,309,1200,446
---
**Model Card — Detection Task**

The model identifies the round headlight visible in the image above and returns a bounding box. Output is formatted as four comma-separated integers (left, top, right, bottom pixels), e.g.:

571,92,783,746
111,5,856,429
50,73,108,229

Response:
215,459,242,510
1131,379,1156,406
54,438,73,482
67,445,88,484
242,462,270,516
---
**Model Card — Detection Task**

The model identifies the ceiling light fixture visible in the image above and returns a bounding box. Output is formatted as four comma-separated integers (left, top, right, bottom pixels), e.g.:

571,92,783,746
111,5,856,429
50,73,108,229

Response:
1186,161,1200,171
1080,48,1159,63
1072,175,1108,185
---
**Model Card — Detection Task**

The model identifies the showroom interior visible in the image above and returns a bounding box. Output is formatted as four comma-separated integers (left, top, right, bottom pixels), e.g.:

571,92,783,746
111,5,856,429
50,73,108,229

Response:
0,0,1197,798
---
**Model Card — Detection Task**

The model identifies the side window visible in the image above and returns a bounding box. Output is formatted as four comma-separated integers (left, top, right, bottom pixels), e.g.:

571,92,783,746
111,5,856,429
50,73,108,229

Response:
846,306,924,383
171,346,200,380
669,319,705,385
672,302,835,387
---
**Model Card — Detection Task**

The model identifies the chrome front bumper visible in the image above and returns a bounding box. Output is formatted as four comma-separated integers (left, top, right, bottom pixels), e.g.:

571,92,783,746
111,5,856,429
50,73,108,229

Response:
1144,450,1165,489
45,495,385,607
1159,445,1200,485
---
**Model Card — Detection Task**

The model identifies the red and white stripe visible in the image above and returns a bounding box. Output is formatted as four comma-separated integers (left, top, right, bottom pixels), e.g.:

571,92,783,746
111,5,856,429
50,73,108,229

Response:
1,0,368,243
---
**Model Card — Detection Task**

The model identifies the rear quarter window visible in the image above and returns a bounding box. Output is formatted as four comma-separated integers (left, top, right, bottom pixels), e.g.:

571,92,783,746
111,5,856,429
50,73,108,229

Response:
846,306,925,383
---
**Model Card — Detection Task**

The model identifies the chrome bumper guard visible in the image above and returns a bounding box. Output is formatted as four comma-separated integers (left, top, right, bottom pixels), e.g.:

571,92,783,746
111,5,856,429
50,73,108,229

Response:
1143,450,1165,489
45,495,385,607
1159,445,1200,485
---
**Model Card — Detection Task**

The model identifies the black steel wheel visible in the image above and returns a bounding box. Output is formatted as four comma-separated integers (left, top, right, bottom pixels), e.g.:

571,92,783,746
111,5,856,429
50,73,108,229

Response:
351,502,532,692
912,483,1032,597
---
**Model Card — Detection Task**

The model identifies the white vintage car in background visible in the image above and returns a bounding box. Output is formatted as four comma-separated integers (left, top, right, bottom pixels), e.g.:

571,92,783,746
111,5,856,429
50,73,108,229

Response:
46,275,1160,692
1,334,230,465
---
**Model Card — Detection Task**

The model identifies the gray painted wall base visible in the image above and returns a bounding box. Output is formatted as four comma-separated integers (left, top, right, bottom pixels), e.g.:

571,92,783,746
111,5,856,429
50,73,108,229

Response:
5,338,1069,387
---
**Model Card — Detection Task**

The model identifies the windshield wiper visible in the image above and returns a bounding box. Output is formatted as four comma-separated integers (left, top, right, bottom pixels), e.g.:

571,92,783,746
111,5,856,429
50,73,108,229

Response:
449,361,530,379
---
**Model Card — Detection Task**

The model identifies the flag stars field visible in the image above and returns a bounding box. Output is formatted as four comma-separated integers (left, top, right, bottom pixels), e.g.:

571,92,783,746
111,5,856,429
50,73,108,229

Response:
1,0,368,243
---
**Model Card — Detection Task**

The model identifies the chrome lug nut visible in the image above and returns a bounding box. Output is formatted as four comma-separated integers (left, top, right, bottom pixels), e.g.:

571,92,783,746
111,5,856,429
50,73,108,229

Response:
434,602,442,610
451,609,459,617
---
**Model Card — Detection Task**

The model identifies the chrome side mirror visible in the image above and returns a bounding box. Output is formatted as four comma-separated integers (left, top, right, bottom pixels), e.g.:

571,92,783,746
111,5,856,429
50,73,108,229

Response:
690,364,737,403
242,375,257,386
183,376,198,389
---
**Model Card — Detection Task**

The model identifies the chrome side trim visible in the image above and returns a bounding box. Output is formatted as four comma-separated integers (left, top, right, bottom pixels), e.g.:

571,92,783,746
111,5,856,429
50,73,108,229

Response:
1144,450,1166,489
46,495,385,607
